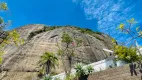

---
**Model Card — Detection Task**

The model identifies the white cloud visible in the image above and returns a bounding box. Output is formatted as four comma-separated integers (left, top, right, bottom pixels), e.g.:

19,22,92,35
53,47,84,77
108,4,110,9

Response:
72,0,141,45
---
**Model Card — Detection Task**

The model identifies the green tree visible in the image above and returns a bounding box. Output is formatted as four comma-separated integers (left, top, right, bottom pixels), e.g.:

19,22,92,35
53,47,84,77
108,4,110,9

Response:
62,33,73,44
0,2,9,45
57,32,83,76
117,18,142,78
0,2,23,65
116,18,142,61
57,32,75,76
114,45,140,63
39,52,58,75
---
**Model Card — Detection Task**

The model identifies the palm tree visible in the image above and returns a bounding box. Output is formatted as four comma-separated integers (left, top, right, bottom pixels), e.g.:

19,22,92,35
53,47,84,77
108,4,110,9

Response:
39,52,58,75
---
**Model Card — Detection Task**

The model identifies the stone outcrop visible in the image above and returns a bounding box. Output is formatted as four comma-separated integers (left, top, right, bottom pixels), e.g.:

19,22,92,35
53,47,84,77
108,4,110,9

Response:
0,24,114,80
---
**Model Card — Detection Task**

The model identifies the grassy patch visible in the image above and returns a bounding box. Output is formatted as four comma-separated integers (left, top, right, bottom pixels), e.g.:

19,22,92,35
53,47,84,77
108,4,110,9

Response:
74,27,105,41
75,27,103,35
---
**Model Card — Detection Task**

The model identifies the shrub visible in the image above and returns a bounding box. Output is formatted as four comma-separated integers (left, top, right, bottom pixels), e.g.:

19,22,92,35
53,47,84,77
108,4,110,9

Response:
80,28,94,35
62,32,73,44
44,26,56,31
42,75,52,80
76,27,103,37
74,63,85,77
86,65,94,74
74,63,94,80
114,45,140,63
94,31,102,35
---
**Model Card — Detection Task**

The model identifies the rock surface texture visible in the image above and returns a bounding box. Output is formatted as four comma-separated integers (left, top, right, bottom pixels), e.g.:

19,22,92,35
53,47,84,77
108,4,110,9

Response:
0,24,114,80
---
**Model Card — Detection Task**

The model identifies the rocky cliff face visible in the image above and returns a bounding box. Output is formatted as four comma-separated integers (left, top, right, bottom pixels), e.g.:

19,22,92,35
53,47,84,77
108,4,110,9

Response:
0,24,114,80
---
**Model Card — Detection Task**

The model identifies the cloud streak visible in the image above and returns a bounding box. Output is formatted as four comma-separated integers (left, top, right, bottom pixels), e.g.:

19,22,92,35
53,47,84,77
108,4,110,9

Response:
73,0,142,45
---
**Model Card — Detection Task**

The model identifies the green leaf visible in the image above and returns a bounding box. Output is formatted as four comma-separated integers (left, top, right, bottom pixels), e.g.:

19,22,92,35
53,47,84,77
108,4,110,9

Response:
127,18,137,24
39,52,58,74
138,31,142,36
136,26,140,31
114,45,139,63
0,17,4,24
118,23,125,30
62,33,73,44
0,2,8,10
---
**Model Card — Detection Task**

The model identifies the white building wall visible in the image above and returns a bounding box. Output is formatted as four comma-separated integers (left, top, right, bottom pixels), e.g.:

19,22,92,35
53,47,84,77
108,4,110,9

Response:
51,59,127,80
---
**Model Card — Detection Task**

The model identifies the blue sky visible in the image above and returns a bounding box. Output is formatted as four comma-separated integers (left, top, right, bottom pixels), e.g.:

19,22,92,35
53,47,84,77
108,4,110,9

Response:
1,0,142,45
4,0,97,30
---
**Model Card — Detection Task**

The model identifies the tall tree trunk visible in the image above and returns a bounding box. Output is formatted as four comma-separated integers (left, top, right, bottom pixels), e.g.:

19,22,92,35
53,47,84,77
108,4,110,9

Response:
68,56,72,75
46,60,51,74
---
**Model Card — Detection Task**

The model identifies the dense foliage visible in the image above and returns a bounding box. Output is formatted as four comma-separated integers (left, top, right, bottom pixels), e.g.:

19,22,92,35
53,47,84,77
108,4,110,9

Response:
74,63,94,80
114,18,142,63
38,52,58,75
114,45,140,63
62,33,73,44
0,2,8,10
74,63,94,77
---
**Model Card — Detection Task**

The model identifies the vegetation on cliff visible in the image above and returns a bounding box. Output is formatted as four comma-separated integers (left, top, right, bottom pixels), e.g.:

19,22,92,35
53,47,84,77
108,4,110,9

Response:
0,2,141,80
0,2,23,65
28,26,61,40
